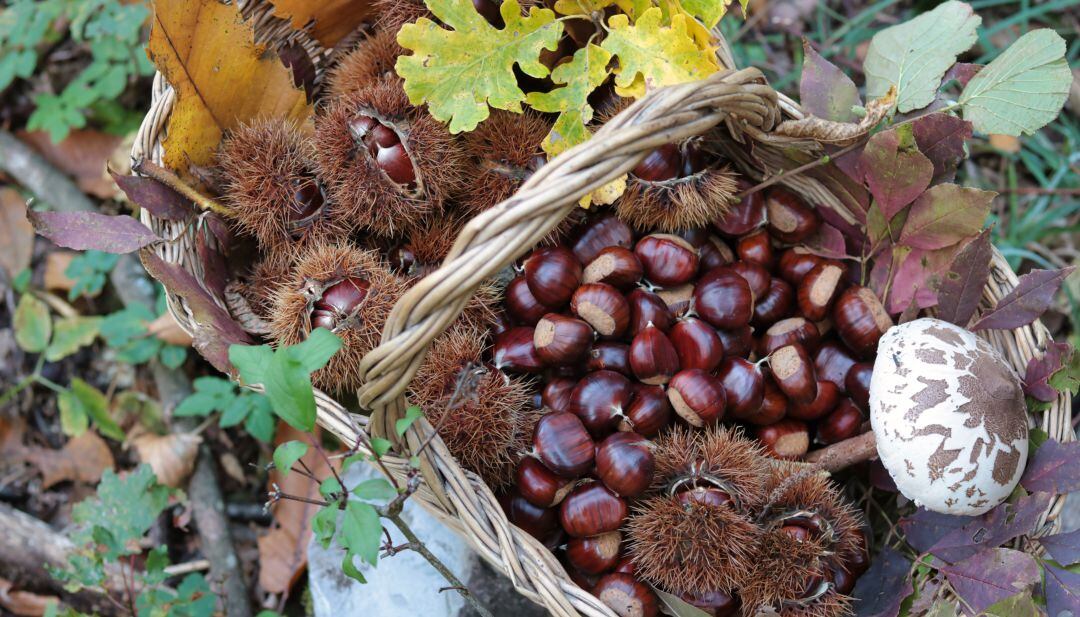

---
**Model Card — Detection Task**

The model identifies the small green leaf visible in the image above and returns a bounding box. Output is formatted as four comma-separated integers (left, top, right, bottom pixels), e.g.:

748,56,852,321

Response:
58,389,90,436
264,352,317,431
70,378,123,441
312,504,338,549
289,328,342,373
44,316,102,361
342,501,382,567
158,344,187,369
243,398,276,442
352,478,398,503
273,441,309,477
219,395,254,427
341,552,367,583
228,344,274,386
958,29,1072,136
395,405,424,438
320,476,343,499
12,269,31,293
14,294,51,352
1028,427,1049,450
369,437,392,458
71,465,173,559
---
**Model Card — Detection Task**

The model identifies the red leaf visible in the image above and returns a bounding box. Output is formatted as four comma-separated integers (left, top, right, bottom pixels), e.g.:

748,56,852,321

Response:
928,492,1052,563
943,62,983,88
111,171,196,221
279,41,316,103
28,210,159,253
851,546,913,617
972,267,1077,331
139,250,254,375
1043,564,1080,617
1020,438,1080,494
898,184,995,250
857,128,934,220
801,223,849,260
936,228,992,326
939,548,1039,615
799,40,861,123
882,243,965,314
912,113,973,184
1023,341,1073,402
1038,528,1080,566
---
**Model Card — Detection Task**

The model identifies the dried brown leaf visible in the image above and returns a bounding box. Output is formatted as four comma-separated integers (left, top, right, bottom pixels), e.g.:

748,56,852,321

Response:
268,0,372,48
17,130,124,199
147,312,193,347
43,252,77,293
26,431,115,489
0,188,33,280
0,577,57,617
131,431,202,488
772,86,896,145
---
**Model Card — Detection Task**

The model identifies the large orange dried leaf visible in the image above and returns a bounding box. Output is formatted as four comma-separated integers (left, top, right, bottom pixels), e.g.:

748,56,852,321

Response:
147,0,311,172
269,0,372,48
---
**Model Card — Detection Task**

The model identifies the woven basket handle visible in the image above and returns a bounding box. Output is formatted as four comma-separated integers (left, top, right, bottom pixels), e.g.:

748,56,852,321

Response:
358,67,780,445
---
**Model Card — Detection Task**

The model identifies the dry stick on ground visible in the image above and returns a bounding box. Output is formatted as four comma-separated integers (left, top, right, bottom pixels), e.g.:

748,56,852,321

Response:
0,130,252,617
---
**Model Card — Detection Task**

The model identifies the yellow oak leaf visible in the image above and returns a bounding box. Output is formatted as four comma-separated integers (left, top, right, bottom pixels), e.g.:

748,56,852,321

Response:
147,0,311,172
396,0,564,133
554,0,650,19
526,44,613,158
602,7,721,98
268,0,373,48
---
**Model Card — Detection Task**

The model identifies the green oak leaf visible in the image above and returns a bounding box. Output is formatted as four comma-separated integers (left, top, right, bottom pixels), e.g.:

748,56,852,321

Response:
45,316,102,362
601,8,720,98
526,44,613,158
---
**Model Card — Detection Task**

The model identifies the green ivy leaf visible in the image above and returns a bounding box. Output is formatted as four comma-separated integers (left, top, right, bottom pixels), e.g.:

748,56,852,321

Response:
44,316,102,362
526,44,613,158
158,344,187,369
958,29,1072,136
863,1,981,113
273,441,309,478
64,250,119,300
396,0,564,133
395,405,424,438
341,501,382,567
100,304,153,347
174,376,236,417
14,293,51,353
312,504,338,549
352,478,398,503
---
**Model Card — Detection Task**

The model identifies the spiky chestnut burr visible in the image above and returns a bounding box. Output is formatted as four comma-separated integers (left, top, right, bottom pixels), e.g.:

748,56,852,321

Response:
268,242,408,394
241,247,296,320
217,119,341,250
740,463,864,617
325,29,404,98
626,425,770,595
370,0,430,34
315,76,467,237
410,325,540,489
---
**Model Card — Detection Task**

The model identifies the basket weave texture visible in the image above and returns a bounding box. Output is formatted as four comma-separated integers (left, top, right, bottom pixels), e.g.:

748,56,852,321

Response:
132,13,1073,617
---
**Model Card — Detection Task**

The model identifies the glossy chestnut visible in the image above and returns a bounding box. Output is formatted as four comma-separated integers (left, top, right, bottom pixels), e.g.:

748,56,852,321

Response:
752,277,795,328
566,531,623,575
667,368,727,427
568,370,634,435
797,261,846,322
845,362,873,411
506,275,551,325
516,457,573,508
736,229,775,268
592,573,659,617
542,377,577,413
533,412,595,477
787,379,840,421
756,419,810,460
716,326,754,359
627,288,675,335
587,342,632,376
524,246,583,308
633,144,680,181
765,187,820,243
693,269,753,330
833,286,893,357
759,317,821,356
629,323,680,385
676,486,734,509
584,246,644,290
534,313,593,365
817,398,864,445
595,432,655,497
769,343,817,404
713,182,765,236
618,384,672,437
814,341,857,391
714,358,762,421
508,493,559,540
699,236,735,271
571,283,630,339
777,249,822,285
572,214,634,264
728,260,771,301
669,317,724,372
655,283,695,317
559,481,629,537
748,377,789,426
634,234,699,287
493,327,545,373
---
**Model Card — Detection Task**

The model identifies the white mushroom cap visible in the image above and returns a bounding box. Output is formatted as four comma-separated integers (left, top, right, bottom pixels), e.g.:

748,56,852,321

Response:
869,318,1028,515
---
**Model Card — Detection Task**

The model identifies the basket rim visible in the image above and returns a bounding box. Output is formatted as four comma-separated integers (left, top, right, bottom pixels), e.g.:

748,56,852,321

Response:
131,20,1074,617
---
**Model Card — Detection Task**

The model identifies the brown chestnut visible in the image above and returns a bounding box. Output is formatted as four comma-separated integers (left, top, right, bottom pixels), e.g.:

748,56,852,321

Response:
714,183,765,236
506,275,550,325
736,229,775,268
618,384,672,437
533,412,595,477
573,214,634,264
314,278,370,325
756,419,810,460
845,362,873,411
542,377,577,413
509,493,559,541
818,398,864,445
716,326,754,359
675,227,710,248
560,481,629,537
569,370,634,435
759,317,821,356
748,377,788,426
584,246,643,290
592,573,659,617
525,246,583,308
667,368,727,427
777,248,823,285
633,144,680,181
587,342,632,376
676,486,734,509
765,187,820,243
572,283,630,339
516,457,573,508
534,313,593,365
567,531,623,575
655,282,695,317
678,589,740,617
833,286,893,357
717,357,765,420
627,288,675,335
699,235,735,271
752,277,795,327
814,341,858,391
670,317,725,372
376,142,416,186
629,323,680,385
634,234,699,287
788,379,840,421
831,566,856,595
769,343,817,404
493,327,545,373
595,432,655,497
728,260,771,301
797,262,845,322
694,269,753,330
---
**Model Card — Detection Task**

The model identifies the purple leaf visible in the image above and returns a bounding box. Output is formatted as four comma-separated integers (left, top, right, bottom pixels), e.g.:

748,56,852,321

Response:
1024,341,1073,402
1021,438,1080,494
883,243,967,314
943,62,983,89
196,226,229,300
899,508,975,553
857,128,934,221
928,492,1052,563
801,223,850,260
800,39,861,123
898,184,995,251
936,228,992,327
939,548,1039,615
139,250,253,375
852,545,913,617
1039,528,1080,566
280,41,316,103
28,210,159,253
1043,563,1080,617
110,171,195,221
911,113,973,184
972,267,1077,331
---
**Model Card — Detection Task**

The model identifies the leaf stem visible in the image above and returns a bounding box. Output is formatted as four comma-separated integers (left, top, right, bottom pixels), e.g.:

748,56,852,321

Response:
34,374,67,394
131,160,231,217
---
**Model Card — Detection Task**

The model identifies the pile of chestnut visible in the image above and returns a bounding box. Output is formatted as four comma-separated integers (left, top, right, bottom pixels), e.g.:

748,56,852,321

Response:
492,187,890,616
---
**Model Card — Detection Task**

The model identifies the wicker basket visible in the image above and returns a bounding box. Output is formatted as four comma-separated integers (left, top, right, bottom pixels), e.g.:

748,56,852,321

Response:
132,8,1073,616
